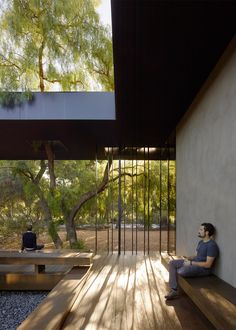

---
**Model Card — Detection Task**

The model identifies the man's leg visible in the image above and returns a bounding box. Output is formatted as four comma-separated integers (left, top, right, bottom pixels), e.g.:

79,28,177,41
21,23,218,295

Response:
165,259,185,300
36,244,44,250
177,265,211,278
168,259,185,290
166,260,212,300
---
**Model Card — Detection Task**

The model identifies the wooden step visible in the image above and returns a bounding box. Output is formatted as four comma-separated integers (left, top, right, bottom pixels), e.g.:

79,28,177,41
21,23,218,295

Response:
17,266,91,330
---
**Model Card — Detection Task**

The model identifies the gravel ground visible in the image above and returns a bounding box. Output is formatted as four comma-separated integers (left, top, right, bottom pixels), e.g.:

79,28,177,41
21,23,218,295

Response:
0,291,49,330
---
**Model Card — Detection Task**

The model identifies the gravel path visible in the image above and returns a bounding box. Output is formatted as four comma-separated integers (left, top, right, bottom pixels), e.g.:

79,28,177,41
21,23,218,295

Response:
0,291,49,330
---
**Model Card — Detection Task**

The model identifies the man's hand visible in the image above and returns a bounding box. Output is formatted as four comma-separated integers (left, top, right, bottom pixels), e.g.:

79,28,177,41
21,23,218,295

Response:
183,258,191,266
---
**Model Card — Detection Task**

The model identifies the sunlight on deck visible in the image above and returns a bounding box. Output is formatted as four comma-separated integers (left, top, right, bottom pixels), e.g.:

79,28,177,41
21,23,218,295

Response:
60,254,212,330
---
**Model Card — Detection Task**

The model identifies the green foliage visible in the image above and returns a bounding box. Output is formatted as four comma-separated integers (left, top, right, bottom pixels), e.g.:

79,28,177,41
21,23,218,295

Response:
0,158,176,248
0,0,114,93
48,221,59,242
0,91,33,107
69,239,85,250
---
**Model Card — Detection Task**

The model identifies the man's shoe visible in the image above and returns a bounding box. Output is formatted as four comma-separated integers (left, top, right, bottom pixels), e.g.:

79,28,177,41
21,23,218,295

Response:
165,289,179,300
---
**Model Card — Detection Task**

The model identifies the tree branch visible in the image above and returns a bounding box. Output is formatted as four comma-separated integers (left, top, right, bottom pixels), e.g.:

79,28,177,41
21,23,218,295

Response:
67,160,144,228
34,160,46,184
0,54,22,71
44,142,56,191
43,76,85,87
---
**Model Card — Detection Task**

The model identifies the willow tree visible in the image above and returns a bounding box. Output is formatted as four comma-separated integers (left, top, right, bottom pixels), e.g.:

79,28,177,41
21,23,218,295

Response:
0,0,114,247
0,0,113,93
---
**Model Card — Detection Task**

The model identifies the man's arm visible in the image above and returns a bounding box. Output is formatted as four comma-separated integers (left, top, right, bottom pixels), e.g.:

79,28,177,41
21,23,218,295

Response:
191,256,215,268
184,255,196,261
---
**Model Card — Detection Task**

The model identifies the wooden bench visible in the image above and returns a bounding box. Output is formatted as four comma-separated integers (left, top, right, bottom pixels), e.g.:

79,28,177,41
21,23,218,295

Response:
17,265,91,330
0,249,93,290
161,253,236,330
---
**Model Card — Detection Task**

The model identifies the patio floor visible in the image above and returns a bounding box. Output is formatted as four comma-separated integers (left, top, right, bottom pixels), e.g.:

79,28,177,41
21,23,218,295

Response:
61,253,214,329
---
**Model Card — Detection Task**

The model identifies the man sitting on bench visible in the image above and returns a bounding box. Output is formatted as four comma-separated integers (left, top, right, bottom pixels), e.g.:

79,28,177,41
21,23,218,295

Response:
20,224,44,252
165,222,219,300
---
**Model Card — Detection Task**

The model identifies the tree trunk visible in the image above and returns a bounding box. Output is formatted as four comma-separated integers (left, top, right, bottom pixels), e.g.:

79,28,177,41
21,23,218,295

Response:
44,141,56,192
33,161,63,248
38,40,45,92
61,196,78,246
66,160,112,247
39,195,63,248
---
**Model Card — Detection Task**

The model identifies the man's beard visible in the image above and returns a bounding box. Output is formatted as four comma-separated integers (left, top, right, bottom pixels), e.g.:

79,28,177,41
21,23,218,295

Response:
198,233,205,238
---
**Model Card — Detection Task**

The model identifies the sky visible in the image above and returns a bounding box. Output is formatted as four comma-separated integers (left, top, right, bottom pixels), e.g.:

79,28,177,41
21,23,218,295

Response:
96,0,112,27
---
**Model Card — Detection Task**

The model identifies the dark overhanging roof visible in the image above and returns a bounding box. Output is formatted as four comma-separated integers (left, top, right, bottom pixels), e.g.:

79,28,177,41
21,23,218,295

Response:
0,0,235,160
111,0,236,147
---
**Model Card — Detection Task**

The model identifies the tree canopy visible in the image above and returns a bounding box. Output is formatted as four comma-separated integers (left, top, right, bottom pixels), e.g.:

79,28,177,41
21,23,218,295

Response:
0,0,114,93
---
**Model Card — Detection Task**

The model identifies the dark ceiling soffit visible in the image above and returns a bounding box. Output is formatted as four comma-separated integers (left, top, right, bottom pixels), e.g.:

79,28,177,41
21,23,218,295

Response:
111,0,236,145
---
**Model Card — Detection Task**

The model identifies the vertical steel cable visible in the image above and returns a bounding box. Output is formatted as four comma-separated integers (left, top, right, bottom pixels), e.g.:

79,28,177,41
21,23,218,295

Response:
167,150,170,254
107,148,110,254
118,147,122,255
147,147,150,254
111,147,114,253
131,148,134,254
95,146,98,254
124,158,126,254
136,147,138,254
159,147,162,253
173,147,176,254
143,147,146,255
174,145,176,254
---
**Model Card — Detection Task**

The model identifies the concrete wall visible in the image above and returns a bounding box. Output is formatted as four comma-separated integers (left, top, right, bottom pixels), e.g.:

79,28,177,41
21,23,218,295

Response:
176,37,236,287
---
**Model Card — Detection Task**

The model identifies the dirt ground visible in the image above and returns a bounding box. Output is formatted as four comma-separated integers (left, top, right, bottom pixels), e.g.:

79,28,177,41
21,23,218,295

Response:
77,228,176,253
1,229,176,253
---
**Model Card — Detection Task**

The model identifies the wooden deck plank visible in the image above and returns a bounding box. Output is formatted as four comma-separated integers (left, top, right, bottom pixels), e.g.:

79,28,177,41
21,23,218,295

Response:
0,249,93,290
133,255,156,329
62,254,119,329
144,255,179,329
148,255,183,329
18,266,90,330
109,255,127,330
0,272,70,290
61,254,214,330
84,255,121,330
0,264,74,274
0,264,34,273
0,264,76,290
0,250,93,266
117,254,135,330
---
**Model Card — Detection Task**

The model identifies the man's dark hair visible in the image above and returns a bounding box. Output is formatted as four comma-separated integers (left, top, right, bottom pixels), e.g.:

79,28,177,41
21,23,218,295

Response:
201,223,215,237
27,224,33,231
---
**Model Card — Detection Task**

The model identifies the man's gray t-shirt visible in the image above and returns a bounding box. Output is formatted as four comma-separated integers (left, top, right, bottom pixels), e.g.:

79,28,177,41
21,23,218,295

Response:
193,240,219,265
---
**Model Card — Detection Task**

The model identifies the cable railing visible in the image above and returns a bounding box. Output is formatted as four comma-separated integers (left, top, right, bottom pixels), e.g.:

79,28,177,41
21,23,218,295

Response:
92,146,176,255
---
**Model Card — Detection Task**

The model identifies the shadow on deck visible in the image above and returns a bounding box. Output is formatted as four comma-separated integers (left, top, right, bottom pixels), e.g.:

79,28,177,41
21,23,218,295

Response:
18,253,214,329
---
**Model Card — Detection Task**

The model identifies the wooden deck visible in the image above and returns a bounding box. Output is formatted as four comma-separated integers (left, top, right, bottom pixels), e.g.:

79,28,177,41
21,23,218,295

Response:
18,266,91,330
60,254,214,330
0,249,93,290
162,253,236,330
0,249,93,266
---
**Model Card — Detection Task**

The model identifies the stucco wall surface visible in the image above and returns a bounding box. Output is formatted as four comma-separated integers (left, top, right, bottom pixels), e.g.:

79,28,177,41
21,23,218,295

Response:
176,37,236,287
